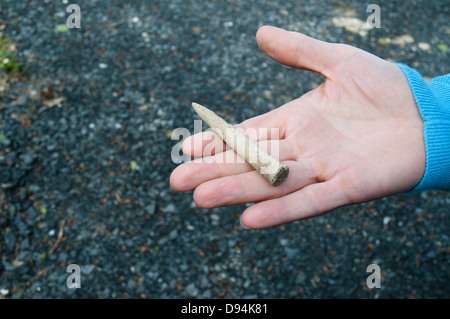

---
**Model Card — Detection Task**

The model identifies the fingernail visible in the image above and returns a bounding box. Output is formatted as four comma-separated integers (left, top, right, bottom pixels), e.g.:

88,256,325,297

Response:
239,215,250,229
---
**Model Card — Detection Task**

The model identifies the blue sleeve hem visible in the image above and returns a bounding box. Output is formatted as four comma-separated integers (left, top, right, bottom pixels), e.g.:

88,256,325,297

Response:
395,63,450,192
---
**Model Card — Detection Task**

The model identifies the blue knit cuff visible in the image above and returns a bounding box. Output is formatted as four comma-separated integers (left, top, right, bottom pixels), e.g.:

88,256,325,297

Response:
395,63,450,191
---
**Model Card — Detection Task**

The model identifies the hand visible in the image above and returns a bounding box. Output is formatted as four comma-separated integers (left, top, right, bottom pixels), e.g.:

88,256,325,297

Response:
170,26,426,229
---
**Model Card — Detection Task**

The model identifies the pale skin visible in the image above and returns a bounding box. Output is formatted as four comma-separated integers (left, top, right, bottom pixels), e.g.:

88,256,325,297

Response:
170,26,426,229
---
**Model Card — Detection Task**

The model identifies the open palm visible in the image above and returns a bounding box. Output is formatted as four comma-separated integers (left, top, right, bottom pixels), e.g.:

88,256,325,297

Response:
170,26,425,229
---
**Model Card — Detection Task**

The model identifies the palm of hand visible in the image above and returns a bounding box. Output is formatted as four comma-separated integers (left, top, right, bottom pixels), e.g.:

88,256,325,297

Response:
170,26,425,229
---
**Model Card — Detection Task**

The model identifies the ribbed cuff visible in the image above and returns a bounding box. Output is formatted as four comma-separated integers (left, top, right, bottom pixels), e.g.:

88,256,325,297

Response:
395,63,450,191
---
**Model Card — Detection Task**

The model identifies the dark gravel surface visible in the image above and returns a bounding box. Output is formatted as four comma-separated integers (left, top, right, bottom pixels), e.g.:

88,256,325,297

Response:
0,0,449,299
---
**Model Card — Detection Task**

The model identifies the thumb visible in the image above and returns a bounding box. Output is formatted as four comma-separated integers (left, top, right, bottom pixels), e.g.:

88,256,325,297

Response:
256,25,350,77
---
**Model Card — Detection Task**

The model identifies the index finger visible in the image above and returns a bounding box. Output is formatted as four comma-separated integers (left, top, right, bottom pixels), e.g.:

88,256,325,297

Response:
182,106,287,158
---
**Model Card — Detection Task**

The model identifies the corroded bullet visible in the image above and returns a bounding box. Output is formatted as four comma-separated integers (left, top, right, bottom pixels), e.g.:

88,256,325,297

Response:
192,102,289,186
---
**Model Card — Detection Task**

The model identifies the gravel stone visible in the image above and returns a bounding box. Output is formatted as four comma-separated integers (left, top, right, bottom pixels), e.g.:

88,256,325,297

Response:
4,229,16,252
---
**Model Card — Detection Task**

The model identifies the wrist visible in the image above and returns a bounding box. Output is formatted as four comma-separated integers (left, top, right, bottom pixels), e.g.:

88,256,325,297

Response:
395,63,450,191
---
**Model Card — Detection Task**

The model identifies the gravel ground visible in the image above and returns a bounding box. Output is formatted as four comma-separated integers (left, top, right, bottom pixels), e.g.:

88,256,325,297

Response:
0,0,449,299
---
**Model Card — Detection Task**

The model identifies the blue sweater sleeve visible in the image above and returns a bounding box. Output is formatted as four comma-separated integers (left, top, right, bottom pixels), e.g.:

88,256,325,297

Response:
395,63,450,191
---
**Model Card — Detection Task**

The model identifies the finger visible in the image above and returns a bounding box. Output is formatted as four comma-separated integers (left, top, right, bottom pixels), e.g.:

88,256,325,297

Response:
171,139,296,192
182,110,287,158
240,177,349,229
256,25,347,76
170,149,252,192
193,161,319,208
182,130,228,157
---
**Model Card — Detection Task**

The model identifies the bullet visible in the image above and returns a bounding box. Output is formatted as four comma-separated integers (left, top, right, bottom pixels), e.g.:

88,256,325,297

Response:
192,102,289,186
